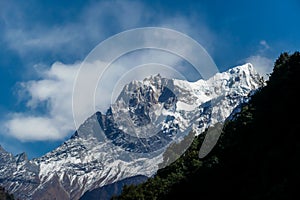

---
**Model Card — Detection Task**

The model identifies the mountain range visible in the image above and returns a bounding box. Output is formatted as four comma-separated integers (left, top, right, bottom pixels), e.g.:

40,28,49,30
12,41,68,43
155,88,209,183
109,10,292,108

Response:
0,63,263,200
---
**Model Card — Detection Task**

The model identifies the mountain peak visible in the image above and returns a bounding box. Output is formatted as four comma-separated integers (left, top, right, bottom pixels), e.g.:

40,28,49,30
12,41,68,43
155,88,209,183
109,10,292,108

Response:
228,63,257,75
143,73,162,82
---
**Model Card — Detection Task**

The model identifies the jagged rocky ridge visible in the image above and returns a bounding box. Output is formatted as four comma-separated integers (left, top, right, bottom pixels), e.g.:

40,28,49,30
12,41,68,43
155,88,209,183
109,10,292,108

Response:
0,64,263,199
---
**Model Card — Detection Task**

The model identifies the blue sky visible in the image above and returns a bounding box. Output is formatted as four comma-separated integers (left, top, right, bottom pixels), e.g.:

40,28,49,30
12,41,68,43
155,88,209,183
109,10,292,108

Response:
0,0,299,159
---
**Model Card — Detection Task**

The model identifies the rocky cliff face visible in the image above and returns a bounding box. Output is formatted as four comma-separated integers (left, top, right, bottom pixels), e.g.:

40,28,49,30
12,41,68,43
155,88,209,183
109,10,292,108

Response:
0,64,263,199
0,146,39,199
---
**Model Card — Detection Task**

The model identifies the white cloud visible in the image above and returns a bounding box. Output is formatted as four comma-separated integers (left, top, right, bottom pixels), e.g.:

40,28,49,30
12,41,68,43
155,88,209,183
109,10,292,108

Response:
4,115,61,141
246,55,273,80
4,62,80,141
245,39,273,80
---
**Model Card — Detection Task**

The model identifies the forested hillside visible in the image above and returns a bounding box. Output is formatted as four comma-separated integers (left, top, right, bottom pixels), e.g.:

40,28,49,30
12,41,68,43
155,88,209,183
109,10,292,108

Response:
0,187,14,200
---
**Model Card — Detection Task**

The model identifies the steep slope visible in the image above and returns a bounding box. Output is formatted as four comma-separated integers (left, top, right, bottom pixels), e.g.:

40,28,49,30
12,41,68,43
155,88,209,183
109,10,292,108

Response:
80,175,148,200
0,63,263,199
115,52,300,199
0,146,39,199
0,186,15,200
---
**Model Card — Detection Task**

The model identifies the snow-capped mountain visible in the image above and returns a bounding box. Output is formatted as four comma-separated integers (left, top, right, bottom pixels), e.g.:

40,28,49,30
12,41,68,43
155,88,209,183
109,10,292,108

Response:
0,64,263,199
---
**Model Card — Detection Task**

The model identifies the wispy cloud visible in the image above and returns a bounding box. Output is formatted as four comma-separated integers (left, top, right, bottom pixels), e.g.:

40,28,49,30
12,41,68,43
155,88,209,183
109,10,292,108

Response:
259,40,270,51
1,0,215,63
1,1,148,60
